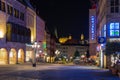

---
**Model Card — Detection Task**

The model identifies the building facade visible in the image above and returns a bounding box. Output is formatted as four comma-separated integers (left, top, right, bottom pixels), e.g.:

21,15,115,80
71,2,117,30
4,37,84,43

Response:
0,0,46,64
25,0,36,62
35,15,45,61
0,0,30,64
56,44,88,61
45,28,51,62
90,0,120,68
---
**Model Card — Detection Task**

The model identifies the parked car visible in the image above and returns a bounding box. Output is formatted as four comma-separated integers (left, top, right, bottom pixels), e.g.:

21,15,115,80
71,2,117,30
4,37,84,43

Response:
73,58,80,65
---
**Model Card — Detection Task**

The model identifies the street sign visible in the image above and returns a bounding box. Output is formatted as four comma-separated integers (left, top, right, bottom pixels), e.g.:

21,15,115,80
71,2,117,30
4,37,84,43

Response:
98,37,106,44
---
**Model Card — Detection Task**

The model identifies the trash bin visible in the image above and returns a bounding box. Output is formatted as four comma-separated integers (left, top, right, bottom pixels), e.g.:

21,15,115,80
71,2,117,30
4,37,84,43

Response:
32,63,36,67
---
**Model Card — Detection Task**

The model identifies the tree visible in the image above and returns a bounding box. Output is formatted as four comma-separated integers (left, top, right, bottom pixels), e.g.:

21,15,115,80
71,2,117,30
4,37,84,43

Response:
105,42,120,55
73,50,80,59
86,50,90,58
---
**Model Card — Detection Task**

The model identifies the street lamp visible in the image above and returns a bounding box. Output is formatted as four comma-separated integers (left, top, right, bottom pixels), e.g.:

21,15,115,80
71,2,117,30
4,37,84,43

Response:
32,41,40,67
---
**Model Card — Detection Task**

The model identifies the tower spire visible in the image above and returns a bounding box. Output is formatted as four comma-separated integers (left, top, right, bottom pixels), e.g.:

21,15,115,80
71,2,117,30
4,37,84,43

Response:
54,27,58,39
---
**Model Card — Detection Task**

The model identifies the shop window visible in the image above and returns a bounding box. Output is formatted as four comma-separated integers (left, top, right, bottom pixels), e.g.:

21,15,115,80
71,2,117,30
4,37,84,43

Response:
110,23,119,36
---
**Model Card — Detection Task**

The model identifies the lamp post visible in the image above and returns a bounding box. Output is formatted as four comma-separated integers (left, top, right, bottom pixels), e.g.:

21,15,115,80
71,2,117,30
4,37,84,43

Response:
32,41,40,67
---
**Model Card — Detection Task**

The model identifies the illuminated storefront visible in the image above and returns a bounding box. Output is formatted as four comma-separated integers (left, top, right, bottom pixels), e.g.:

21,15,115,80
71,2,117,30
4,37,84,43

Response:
0,48,25,64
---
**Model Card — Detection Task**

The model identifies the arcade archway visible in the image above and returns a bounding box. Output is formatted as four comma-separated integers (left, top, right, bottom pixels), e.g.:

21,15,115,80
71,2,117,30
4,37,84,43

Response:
18,49,24,63
9,49,17,64
0,48,8,64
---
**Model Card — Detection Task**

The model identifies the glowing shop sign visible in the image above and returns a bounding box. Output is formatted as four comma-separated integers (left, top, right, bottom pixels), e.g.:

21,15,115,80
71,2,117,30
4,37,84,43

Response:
91,16,95,40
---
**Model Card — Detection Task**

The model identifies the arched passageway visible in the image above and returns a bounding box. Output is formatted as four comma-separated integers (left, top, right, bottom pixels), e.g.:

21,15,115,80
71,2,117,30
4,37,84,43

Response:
0,48,8,64
18,49,24,63
9,49,17,64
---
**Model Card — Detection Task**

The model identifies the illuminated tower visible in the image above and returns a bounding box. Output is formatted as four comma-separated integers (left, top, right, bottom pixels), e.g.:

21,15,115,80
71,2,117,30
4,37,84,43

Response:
80,34,84,40
54,27,58,39
68,35,72,40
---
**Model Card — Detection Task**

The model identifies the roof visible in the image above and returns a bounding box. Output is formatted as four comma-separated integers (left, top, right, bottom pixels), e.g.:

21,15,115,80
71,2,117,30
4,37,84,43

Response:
18,0,34,10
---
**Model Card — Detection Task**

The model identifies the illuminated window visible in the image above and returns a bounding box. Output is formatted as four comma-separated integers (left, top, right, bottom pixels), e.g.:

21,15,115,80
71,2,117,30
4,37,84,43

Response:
114,23,119,29
110,23,114,29
115,30,119,36
110,30,115,36
110,22,119,36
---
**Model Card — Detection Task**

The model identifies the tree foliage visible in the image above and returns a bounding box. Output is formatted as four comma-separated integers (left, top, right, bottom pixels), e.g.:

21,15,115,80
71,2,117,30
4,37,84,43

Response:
73,50,80,59
86,50,90,58
105,42,120,55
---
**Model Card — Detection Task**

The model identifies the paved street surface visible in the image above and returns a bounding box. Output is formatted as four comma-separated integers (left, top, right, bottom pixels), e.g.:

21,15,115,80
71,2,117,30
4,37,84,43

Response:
0,63,120,80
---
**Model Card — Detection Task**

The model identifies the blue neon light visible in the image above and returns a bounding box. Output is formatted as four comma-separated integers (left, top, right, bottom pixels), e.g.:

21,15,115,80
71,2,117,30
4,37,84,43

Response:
104,24,106,37
90,16,95,40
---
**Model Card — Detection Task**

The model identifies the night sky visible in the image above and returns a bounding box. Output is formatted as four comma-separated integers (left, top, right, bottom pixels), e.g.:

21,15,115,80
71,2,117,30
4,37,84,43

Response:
30,0,91,40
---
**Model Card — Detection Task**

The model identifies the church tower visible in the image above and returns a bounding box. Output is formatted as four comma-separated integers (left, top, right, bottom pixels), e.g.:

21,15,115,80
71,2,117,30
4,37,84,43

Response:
80,34,84,41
